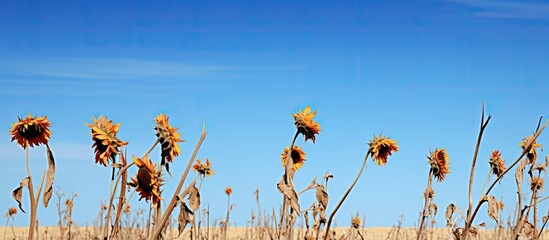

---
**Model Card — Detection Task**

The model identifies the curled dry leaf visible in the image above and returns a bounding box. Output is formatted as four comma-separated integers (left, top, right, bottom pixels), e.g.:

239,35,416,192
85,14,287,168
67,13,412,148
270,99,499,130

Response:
188,184,200,212
43,144,55,207
12,177,30,213
484,195,500,226
277,180,300,216
445,203,456,226
516,159,528,194
316,184,328,209
12,187,25,213
177,201,194,237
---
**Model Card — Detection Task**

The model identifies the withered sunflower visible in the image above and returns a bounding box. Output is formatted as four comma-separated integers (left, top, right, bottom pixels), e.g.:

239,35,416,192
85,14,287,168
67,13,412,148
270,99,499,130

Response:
154,114,185,163
520,136,542,164
86,116,128,166
281,146,307,171
489,150,506,178
192,158,215,177
129,156,163,207
428,148,450,182
351,215,361,229
292,106,320,143
225,186,233,196
10,114,52,148
530,176,544,192
368,135,399,166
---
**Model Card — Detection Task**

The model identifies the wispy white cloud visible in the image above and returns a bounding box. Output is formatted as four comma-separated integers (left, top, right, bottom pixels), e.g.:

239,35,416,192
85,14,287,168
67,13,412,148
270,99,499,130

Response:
0,142,93,161
1,58,236,80
447,0,549,19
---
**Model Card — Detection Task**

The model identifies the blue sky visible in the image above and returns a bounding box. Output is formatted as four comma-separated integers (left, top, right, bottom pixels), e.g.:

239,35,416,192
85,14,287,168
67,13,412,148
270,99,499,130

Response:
1,0,549,229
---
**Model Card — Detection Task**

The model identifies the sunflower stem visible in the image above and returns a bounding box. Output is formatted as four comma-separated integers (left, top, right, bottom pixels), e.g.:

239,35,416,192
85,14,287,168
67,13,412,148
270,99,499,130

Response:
25,145,37,240
103,159,135,240
150,123,207,240
144,138,160,158
323,151,370,240
417,170,433,240
462,105,491,240
280,131,300,238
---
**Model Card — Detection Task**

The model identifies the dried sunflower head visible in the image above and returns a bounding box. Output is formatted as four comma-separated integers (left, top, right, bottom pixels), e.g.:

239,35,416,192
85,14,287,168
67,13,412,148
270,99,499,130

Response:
368,135,399,166
5,207,17,218
281,146,307,171
428,148,450,182
292,106,320,143
129,156,163,207
225,186,233,196
11,113,52,148
530,176,544,192
351,215,361,229
154,114,185,163
86,115,128,166
520,136,542,164
489,150,506,178
192,158,215,177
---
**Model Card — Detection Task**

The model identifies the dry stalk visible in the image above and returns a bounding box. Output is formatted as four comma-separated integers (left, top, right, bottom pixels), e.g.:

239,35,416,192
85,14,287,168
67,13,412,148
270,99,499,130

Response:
150,124,207,240
323,150,370,240
462,118,549,240
417,170,434,240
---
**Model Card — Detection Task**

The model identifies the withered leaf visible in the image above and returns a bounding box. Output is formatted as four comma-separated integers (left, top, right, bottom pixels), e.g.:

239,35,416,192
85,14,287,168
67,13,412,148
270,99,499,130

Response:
188,184,200,212
277,180,300,214
484,195,500,226
445,203,456,226
516,159,528,193
177,202,194,237
43,144,55,208
12,186,25,213
315,184,328,209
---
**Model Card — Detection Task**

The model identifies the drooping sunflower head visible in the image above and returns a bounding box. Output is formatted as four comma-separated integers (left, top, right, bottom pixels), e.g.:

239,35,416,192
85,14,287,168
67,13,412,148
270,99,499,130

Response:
225,186,233,196
192,158,215,177
489,150,506,178
281,146,307,171
520,136,543,164
530,176,544,192
86,115,128,166
368,135,399,166
129,155,163,207
428,148,450,182
351,215,361,229
154,114,185,163
10,113,52,148
292,106,321,143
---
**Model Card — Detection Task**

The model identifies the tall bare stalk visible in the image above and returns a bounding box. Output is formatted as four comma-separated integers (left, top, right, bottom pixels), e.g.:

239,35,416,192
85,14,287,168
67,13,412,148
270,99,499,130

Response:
323,151,370,240
150,124,207,240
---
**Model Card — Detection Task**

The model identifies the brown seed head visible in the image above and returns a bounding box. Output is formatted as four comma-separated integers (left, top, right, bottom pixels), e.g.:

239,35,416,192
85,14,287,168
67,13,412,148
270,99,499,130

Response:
129,155,163,207
292,106,320,143
154,114,185,163
368,135,399,166
11,113,52,148
489,150,506,178
530,176,545,192
281,146,307,171
86,115,128,166
428,148,450,182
